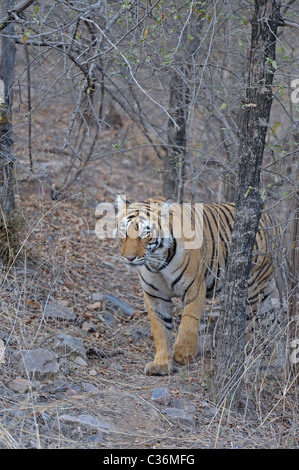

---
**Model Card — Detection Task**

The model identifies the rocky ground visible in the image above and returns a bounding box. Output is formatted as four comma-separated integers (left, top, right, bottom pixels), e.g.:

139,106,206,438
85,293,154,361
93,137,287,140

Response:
0,102,298,450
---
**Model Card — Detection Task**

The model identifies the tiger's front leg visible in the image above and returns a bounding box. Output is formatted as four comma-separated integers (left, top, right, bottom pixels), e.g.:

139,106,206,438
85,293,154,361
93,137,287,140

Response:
143,292,175,376
173,278,206,365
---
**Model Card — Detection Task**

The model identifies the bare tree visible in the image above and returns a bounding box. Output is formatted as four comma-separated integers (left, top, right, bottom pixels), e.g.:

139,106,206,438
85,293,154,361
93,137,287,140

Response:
286,189,299,380
213,0,282,410
0,0,17,262
0,0,16,218
0,0,37,261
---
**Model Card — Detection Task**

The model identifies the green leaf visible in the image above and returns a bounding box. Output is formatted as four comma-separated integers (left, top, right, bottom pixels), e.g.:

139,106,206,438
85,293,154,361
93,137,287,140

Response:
272,122,280,134
244,186,252,198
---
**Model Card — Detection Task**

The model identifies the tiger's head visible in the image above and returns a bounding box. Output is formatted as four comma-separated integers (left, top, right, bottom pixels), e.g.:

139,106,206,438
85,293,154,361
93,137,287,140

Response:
115,195,173,271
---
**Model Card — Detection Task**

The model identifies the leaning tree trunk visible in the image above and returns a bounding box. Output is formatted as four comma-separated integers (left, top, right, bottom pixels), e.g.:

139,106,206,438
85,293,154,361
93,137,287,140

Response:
213,0,281,410
0,1,16,255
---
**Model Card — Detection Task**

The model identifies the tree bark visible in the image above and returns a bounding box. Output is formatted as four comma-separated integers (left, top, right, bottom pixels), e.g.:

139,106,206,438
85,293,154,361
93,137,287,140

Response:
163,70,189,204
214,0,281,409
287,190,299,381
0,1,16,219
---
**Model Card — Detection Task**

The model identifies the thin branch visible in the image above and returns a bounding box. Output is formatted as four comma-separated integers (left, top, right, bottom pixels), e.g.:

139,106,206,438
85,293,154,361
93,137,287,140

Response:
0,0,36,31
84,17,180,130
278,14,299,29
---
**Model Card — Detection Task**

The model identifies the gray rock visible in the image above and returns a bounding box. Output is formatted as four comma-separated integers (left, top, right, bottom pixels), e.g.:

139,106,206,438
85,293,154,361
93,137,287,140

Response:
151,388,171,406
82,382,103,395
41,379,69,393
87,433,105,443
169,397,196,415
91,293,103,302
45,300,77,321
105,294,135,318
126,326,148,339
59,413,114,432
97,310,117,328
169,397,186,410
16,348,59,379
73,356,88,367
162,407,195,428
54,332,87,358
9,377,30,393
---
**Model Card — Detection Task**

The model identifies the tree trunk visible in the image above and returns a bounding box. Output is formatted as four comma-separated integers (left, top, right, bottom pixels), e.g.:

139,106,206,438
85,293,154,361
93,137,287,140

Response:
163,70,189,203
287,190,299,382
213,0,281,410
0,1,16,220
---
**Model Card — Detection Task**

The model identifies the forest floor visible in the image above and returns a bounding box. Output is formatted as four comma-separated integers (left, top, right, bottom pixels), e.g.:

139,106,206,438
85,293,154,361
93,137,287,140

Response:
0,107,298,450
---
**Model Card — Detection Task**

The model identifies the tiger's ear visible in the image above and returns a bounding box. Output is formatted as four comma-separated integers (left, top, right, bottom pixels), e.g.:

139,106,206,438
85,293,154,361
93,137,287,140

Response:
164,199,173,208
159,198,172,215
159,199,173,238
115,194,130,213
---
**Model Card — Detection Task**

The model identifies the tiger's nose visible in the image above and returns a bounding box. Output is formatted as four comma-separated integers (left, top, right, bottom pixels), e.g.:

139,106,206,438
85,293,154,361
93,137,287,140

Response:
125,255,136,262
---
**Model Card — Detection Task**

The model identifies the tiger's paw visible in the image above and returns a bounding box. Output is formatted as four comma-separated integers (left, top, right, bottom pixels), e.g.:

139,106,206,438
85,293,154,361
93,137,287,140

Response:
144,360,175,376
173,340,197,365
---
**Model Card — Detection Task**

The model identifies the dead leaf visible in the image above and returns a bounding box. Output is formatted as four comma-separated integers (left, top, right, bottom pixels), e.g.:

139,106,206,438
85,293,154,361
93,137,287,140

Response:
27,299,41,309
88,301,104,310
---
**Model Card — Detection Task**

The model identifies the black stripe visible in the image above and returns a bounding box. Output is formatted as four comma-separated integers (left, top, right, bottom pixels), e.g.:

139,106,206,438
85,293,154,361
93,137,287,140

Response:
203,207,224,281
182,312,200,322
205,205,226,244
143,289,172,303
248,258,271,288
184,281,206,306
222,204,235,226
261,290,271,302
145,264,157,273
182,262,200,303
171,254,190,289
248,291,260,303
162,237,176,268
217,205,234,235
206,205,232,271
203,211,215,279
139,272,159,291
172,254,188,274
156,312,172,325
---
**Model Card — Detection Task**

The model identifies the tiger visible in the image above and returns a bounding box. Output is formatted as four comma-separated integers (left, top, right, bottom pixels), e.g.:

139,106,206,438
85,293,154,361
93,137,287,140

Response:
115,194,276,376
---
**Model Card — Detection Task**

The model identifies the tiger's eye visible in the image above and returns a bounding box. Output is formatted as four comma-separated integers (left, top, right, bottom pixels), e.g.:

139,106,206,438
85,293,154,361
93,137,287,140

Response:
139,225,151,239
